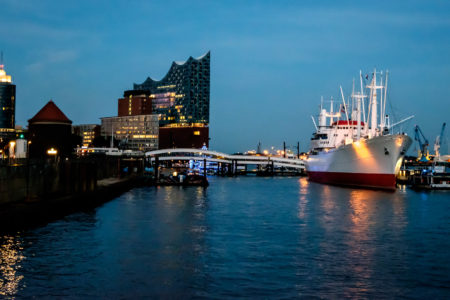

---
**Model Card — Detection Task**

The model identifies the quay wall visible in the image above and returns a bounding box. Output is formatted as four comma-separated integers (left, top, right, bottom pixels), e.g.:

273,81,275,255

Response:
0,157,144,205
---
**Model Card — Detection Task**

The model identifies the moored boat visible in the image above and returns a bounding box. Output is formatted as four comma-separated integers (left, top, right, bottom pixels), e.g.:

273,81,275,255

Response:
410,161,450,190
306,70,413,190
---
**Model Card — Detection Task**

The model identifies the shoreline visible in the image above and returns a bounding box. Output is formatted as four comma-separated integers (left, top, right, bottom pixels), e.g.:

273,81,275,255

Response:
0,176,145,233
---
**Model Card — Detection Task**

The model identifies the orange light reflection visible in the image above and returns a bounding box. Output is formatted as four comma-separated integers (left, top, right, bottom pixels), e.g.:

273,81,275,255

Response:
297,177,309,219
0,236,25,297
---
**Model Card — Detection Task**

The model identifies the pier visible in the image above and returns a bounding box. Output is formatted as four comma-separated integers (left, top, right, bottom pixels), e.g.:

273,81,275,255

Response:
145,148,306,177
0,156,146,231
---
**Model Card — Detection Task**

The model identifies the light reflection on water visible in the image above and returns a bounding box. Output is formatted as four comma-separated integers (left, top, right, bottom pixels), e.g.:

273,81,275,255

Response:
1,177,449,298
0,236,25,297
297,177,309,220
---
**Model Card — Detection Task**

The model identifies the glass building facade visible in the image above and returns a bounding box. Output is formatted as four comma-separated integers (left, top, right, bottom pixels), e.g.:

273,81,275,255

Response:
101,115,159,151
133,52,210,127
0,65,15,130
0,64,16,144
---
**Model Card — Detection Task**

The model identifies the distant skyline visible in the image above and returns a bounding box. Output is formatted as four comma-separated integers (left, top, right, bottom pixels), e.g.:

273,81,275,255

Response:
1,0,449,153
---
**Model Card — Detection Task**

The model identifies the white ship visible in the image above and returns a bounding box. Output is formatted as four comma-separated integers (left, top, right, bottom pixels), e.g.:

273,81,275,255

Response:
306,70,413,190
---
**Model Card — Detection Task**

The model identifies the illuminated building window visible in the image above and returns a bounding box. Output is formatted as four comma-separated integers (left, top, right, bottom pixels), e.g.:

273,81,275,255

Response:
133,52,210,127
194,131,200,136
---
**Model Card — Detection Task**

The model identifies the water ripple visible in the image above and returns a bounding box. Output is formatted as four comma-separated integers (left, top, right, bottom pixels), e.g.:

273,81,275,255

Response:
0,177,449,298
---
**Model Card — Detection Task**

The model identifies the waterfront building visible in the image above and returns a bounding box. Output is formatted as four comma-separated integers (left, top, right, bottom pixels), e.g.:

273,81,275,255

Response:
28,100,73,158
100,114,159,151
158,126,208,149
73,124,101,147
0,63,16,144
133,52,210,148
118,90,152,117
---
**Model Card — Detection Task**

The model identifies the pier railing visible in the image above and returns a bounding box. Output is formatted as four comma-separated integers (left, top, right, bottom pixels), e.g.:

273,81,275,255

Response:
145,148,306,176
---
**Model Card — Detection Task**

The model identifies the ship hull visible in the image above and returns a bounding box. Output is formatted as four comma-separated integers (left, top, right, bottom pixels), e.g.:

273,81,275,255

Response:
306,134,412,190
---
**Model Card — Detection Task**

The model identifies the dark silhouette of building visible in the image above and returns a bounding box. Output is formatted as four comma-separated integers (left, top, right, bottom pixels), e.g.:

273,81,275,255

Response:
0,63,16,144
118,90,152,117
133,52,210,148
159,126,209,149
28,100,73,158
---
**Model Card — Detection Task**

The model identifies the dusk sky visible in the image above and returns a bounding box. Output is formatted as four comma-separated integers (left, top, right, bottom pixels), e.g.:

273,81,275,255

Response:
1,0,449,153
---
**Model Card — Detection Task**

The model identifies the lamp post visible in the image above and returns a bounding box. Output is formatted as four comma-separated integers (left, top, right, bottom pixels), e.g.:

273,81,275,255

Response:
27,141,31,159
9,140,15,159
26,140,31,200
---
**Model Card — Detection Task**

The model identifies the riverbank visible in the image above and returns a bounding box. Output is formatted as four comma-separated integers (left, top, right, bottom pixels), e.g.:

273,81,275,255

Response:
0,176,144,232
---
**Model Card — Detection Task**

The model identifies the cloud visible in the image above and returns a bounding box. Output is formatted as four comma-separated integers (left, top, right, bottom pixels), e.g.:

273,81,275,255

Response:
26,49,79,72
0,21,81,43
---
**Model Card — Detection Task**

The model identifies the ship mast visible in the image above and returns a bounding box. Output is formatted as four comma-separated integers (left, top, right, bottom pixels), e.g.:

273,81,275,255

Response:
383,71,389,131
351,71,367,140
367,69,384,137
360,71,368,135
329,97,334,125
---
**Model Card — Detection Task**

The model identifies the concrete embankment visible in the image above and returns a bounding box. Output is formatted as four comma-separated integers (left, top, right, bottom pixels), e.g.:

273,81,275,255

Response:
0,176,145,232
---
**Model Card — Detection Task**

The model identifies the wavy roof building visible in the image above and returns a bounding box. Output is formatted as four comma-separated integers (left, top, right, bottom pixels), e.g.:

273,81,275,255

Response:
133,52,210,127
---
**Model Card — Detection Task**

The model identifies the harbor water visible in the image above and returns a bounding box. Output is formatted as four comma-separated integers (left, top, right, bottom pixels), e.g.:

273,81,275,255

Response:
1,177,449,298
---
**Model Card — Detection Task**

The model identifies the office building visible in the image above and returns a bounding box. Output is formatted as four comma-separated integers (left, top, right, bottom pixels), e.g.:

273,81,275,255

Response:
0,63,16,144
118,90,152,117
100,114,159,151
73,124,101,147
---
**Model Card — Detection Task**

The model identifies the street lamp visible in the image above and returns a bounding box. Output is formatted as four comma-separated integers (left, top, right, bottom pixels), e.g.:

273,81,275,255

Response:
47,148,58,155
27,141,31,159
9,141,16,159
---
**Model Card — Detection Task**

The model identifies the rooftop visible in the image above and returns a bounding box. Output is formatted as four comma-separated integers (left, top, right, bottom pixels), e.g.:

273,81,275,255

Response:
28,100,72,124
0,64,12,83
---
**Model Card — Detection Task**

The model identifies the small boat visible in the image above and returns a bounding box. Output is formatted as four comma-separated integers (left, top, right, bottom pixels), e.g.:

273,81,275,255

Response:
411,161,450,190
157,174,209,187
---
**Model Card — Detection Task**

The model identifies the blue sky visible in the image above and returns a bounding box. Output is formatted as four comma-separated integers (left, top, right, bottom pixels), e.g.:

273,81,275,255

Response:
1,0,449,153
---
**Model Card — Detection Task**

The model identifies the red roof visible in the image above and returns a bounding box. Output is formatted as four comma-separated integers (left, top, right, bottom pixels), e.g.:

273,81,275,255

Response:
28,100,72,124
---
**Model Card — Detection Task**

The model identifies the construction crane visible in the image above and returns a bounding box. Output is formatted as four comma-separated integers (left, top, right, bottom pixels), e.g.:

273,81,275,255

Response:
414,125,429,162
434,122,447,160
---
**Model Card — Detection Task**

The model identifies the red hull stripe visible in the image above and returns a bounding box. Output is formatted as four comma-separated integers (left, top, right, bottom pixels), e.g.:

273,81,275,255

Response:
307,171,396,190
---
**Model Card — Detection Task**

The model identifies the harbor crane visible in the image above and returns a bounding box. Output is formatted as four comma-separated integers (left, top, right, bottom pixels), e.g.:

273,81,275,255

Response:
434,122,447,160
414,125,430,162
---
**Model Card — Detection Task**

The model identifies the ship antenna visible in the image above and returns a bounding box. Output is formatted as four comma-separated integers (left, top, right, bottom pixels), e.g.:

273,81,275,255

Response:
359,70,366,126
383,70,389,128
340,86,349,122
